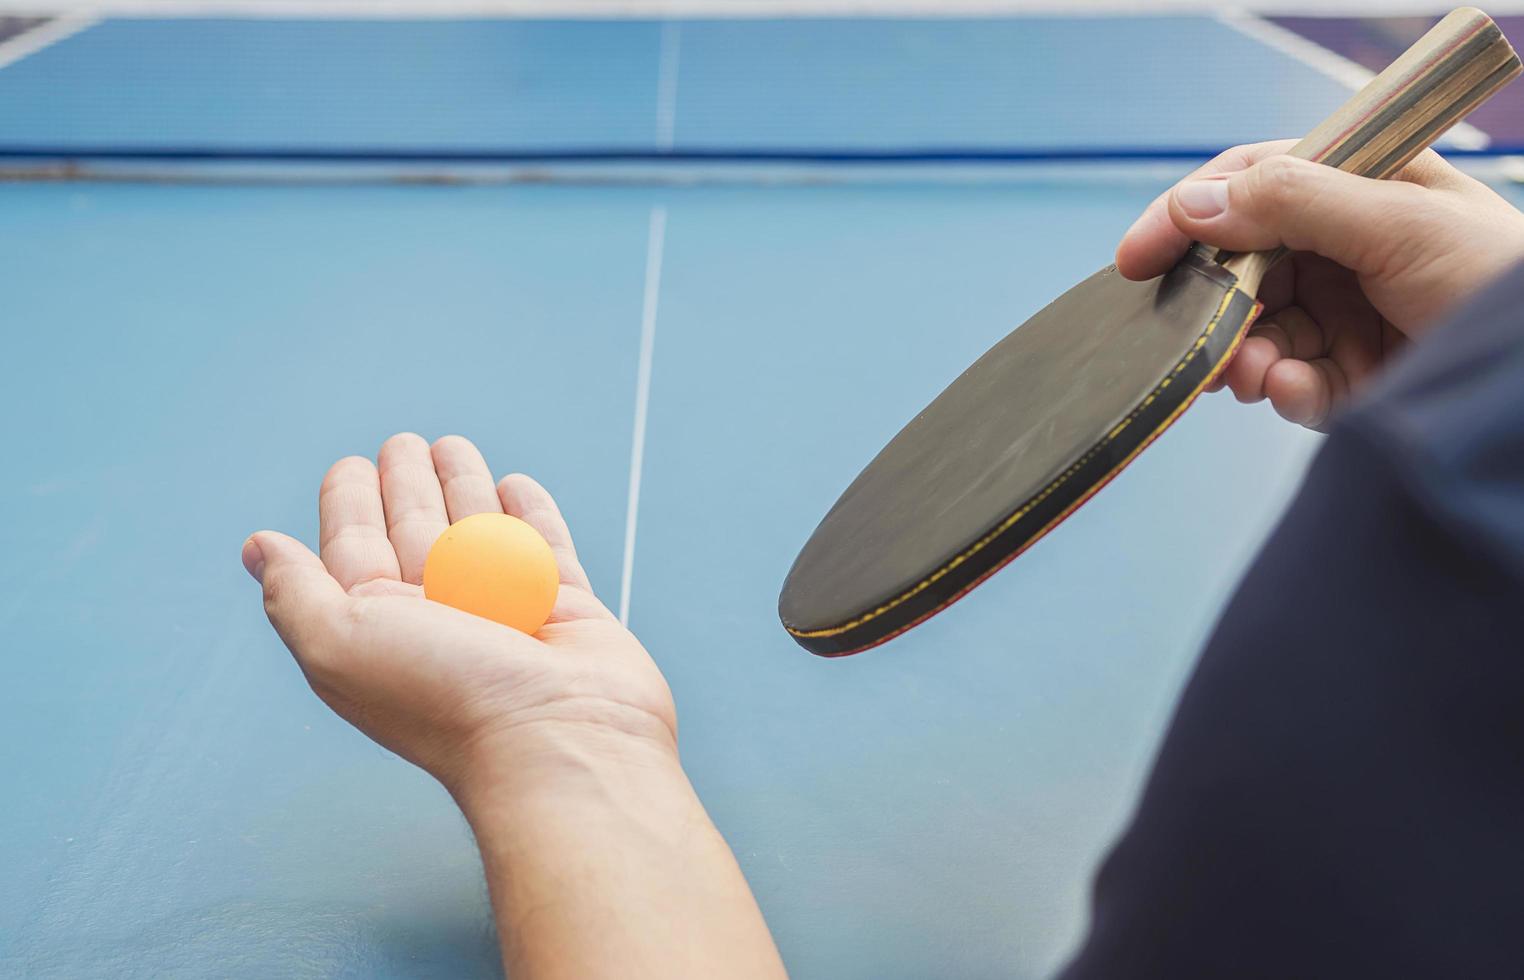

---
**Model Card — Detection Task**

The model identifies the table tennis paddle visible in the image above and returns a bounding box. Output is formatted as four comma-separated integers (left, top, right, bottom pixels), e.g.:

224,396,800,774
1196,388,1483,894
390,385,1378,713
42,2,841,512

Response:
780,7,1521,657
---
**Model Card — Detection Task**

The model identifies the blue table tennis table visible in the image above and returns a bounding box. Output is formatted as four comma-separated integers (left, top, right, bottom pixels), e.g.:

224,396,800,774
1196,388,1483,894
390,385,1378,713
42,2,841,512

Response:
2,11,1521,979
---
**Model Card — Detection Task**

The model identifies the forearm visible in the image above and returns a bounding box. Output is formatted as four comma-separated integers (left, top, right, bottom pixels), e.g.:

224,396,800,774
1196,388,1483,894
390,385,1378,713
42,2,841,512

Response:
456,726,787,980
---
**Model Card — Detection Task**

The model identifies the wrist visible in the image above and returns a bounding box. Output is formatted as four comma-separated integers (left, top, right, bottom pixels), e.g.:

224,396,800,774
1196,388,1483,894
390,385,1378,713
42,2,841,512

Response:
453,717,713,922
453,707,787,980
449,703,684,827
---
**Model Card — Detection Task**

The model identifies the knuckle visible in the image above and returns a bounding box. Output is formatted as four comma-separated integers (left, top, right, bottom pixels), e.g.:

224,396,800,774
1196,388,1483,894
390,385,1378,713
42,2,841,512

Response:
342,596,382,640
344,597,372,629
1250,155,1309,205
1209,143,1254,172
261,574,286,616
1234,139,1296,168
1207,139,1287,176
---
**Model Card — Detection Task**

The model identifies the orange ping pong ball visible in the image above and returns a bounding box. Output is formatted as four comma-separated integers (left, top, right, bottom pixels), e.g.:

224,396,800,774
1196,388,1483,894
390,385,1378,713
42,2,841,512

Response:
423,513,559,634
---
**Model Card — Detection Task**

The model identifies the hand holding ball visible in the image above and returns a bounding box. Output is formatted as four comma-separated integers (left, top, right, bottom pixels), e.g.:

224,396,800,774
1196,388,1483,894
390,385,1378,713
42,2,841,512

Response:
423,513,559,634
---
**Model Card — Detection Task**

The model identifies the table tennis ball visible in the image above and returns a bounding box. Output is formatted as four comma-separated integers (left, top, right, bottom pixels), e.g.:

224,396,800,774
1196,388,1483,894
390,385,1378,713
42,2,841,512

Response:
423,513,559,634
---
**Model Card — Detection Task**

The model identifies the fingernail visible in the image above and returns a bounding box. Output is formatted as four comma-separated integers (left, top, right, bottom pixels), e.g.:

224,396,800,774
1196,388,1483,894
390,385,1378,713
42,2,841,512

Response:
1176,177,1230,219
241,537,265,584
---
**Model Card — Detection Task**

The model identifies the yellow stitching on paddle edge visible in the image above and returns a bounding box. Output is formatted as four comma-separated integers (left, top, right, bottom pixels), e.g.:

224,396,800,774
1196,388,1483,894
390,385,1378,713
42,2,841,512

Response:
788,286,1245,640
821,320,1252,657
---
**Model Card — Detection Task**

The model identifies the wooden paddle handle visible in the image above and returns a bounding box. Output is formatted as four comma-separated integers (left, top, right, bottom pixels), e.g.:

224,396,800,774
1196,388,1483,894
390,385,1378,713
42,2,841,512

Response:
1223,8,1519,288
1284,7,1520,179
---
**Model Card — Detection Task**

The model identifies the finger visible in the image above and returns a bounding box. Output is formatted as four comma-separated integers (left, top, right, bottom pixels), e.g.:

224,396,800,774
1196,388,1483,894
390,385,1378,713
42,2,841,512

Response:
1222,334,1283,403
1114,189,1188,282
244,530,350,666
1264,305,1327,360
1118,144,1463,282
319,455,402,591
431,435,503,522
1220,321,1291,398
497,473,597,594
1165,155,1441,277
1264,357,1348,430
1312,356,1352,411
1115,139,1297,280
1390,147,1470,191
1252,305,1331,369
545,585,617,625
1263,359,1328,428
379,432,450,585
1325,316,1384,388
1247,321,1293,360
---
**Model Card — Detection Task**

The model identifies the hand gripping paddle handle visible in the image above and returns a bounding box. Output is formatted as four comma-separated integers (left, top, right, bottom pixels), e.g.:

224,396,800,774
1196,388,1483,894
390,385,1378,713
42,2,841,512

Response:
1223,7,1521,292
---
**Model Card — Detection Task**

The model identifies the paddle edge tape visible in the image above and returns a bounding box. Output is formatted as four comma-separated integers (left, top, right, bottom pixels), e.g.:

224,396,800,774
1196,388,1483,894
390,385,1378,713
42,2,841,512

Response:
784,270,1261,657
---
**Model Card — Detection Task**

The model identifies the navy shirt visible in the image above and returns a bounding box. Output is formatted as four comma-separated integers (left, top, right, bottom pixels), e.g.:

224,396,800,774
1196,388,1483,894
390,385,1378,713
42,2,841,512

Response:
1061,260,1524,979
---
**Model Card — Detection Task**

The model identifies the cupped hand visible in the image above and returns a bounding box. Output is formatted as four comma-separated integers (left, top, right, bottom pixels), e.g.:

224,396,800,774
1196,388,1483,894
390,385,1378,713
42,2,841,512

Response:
241,433,676,797
1116,140,1524,429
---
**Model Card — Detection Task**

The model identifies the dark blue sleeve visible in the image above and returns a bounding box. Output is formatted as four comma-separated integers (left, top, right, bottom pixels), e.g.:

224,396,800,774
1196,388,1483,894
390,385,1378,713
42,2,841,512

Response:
1059,262,1524,980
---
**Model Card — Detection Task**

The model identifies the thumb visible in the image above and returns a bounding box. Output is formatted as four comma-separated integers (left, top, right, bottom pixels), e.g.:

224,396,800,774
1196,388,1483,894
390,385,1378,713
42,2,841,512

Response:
1167,154,1435,277
243,530,349,661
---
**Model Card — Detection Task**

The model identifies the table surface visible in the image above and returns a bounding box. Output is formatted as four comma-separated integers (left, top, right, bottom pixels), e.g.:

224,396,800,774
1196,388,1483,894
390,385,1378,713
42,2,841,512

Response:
3,13,1520,979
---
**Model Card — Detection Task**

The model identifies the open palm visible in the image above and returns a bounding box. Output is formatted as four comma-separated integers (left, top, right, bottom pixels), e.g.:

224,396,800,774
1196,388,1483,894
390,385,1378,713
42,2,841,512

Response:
244,433,676,793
